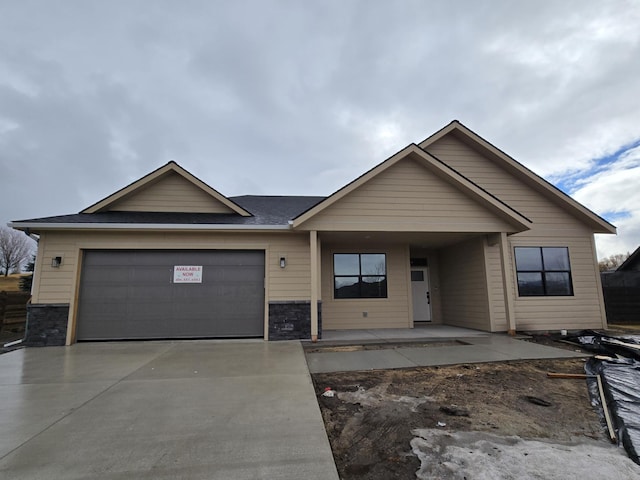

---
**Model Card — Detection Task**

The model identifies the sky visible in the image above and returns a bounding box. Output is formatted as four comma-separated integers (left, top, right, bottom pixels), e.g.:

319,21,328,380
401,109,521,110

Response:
0,0,638,260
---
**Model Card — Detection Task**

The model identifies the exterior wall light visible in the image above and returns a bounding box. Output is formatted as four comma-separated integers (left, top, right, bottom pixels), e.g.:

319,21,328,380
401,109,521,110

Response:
51,256,63,268
279,257,286,268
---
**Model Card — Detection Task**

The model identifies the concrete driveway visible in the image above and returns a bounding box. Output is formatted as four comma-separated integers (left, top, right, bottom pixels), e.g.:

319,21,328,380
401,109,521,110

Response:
0,341,339,480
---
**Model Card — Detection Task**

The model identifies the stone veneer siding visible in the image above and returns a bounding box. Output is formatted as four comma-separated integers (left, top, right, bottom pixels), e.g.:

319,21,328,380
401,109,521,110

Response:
24,304,69,346
268,301,322,340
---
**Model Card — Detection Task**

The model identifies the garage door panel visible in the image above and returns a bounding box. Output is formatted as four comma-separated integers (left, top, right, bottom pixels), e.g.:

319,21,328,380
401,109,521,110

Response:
77,250,265,340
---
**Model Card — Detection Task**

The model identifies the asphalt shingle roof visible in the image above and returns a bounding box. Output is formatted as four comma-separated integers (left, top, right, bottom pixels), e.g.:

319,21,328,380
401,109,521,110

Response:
12,196,326,226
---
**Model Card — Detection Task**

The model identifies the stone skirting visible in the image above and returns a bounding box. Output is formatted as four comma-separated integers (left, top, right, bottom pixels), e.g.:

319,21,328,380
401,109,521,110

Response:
268,301,322,341
24,303,69,346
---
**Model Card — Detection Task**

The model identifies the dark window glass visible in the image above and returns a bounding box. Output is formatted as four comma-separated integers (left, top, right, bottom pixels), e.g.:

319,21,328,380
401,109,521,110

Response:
361,254,386,275
334,276,360,298
517,272,544,296
544,272,572,295
514,247,573,296
333,254,387,299
411,271,424,282
514,247,542,270
543,248,571,270
334,254,359,275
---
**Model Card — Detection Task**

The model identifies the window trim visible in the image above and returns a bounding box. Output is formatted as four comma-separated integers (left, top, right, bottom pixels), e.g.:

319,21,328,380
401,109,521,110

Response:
514,246,574,297
333,253,388,299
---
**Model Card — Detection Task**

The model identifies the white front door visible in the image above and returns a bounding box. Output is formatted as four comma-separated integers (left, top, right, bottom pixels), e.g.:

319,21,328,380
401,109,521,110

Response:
411,267,431,322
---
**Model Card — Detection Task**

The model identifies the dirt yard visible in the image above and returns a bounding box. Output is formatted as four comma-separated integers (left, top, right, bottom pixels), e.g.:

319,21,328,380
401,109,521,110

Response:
312,356,616,479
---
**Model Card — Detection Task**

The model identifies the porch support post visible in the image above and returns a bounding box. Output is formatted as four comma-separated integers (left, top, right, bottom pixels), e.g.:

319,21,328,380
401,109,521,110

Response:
310,230,319,342
498,232,517,335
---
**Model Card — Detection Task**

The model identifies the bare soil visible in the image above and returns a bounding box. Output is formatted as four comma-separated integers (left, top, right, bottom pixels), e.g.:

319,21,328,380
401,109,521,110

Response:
312,357,605,480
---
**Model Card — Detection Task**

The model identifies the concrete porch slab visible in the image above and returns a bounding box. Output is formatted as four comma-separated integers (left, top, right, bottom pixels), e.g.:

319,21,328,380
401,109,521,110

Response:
305,332,587,374
317,325,491,344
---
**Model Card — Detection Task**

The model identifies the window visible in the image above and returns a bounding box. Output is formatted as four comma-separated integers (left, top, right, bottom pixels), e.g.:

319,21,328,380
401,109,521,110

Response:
334,253,387,298
514,247,573,296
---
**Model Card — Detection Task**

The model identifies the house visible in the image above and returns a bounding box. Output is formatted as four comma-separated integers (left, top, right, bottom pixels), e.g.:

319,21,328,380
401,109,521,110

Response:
601,246,640,324
10,121,616,346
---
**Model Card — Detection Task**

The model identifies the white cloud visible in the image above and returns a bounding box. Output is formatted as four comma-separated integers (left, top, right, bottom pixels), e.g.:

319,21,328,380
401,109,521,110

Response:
572,145,640,257
0,0,639,259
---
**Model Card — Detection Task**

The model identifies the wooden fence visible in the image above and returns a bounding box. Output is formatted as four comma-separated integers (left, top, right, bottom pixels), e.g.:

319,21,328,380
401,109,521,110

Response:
0,291,30,330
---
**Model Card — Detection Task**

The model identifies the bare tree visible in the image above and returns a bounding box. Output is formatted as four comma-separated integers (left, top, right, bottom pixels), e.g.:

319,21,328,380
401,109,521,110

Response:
598,252,631,272
0,227,34,277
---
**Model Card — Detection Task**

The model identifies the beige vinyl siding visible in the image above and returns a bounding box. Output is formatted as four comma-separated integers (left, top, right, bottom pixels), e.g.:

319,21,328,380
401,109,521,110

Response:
425,136,592,231
427,135,606,330
438,237,491,330
300,158,515,232
321,244,411,329
509,234,606,330
484,240,508,331
33,230,311,306
107,172,236,213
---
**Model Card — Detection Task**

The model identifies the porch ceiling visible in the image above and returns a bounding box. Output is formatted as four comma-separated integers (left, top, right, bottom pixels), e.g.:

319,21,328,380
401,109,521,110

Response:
318,231,485,249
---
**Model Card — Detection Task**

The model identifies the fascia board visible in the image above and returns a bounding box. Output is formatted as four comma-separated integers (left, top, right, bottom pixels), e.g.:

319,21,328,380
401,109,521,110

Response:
8,222,290,232
291,144,417,228
422,121,616,234
81,161,252,217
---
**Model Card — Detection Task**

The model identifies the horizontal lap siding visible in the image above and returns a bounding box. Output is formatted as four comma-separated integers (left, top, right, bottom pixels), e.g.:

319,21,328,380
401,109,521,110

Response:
301,158,514,232
438,237,490,330
33,234,79,304
108,173,235,213
425,137,590,230
33,231,311,305
510,234,604,330
321,244,410,329
427,135,605,330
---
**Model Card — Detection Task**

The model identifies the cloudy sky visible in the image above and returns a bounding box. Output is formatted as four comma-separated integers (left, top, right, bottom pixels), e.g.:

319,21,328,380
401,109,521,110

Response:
1,0,638,259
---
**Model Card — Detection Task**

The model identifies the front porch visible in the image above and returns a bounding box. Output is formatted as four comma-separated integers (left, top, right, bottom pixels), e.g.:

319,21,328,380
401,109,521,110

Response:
308,230,517,340
303,326,586,373
317,324,490,344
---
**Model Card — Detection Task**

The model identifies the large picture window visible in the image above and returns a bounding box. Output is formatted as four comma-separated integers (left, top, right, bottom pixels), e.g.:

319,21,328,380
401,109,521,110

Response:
334,253,387,298
514,247,573,296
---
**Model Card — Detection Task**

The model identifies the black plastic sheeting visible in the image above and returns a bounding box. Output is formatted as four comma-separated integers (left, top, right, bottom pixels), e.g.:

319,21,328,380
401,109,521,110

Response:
567,331,640,465
566,330,640,360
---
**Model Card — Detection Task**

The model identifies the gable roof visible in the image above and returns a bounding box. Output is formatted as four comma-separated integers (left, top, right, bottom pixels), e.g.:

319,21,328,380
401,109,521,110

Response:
292,143,533,232
419,120,616,234
82,161,253,217
10,196,325,231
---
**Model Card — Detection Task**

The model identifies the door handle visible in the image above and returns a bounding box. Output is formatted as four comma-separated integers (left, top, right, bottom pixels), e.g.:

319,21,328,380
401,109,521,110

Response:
426,291,430,305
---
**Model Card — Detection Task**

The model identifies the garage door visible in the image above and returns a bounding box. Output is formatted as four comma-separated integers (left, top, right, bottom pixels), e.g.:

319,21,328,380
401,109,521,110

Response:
76,250,265,340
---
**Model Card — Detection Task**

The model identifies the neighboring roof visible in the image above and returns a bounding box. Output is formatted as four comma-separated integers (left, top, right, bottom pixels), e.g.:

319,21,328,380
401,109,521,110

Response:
292,143,533,232
617,246,640,271
10,196,325,231
419,120,616,234
82,161,253,217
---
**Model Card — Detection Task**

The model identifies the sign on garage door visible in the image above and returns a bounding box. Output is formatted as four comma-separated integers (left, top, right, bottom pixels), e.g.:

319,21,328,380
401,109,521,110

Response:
76,250,265,340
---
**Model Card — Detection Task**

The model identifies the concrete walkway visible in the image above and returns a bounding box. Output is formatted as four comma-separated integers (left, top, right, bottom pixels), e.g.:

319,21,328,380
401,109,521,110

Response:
0,341,339,480
305,328,587,373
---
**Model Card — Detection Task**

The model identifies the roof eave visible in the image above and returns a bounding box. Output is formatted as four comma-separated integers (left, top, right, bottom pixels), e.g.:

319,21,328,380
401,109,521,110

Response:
81,161,253,217
421,121,616,235
8,222,291,232
292,144,533,233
